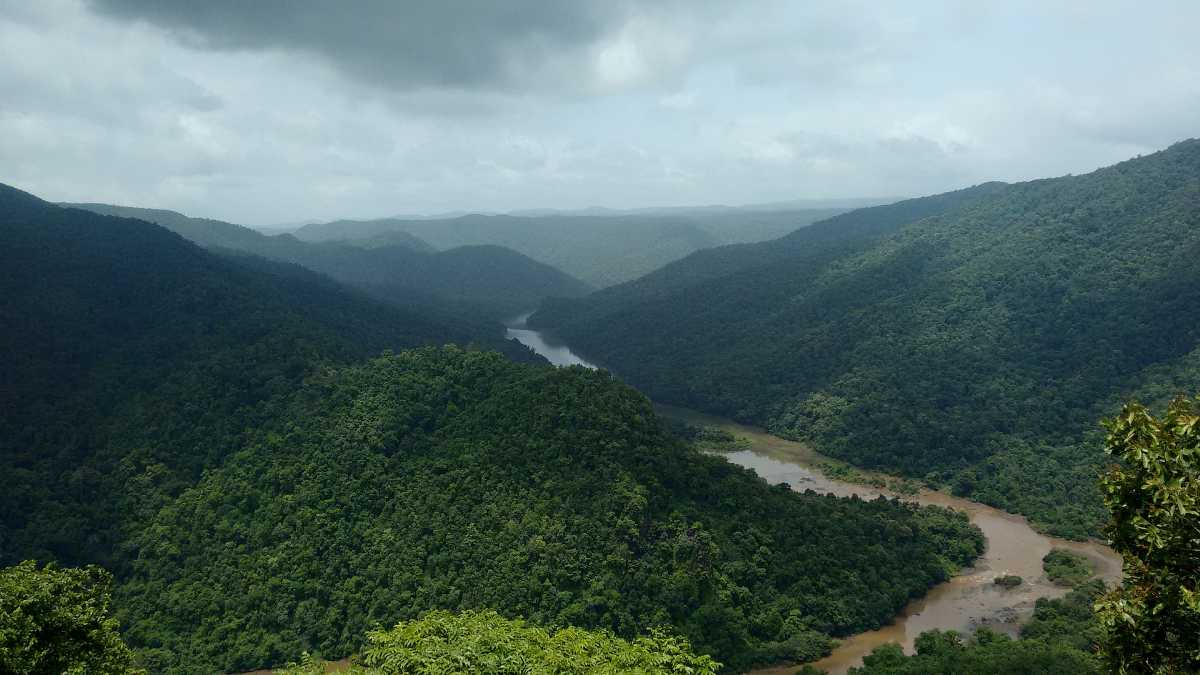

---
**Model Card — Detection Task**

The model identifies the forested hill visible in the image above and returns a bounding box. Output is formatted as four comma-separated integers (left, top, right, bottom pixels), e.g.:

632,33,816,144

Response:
0,183,534,568
115,347,981,674
66,203,434,255
532,139,1200,538
549,182,1008,302
294,208,849,287
2,182,985,674
66,202,592,321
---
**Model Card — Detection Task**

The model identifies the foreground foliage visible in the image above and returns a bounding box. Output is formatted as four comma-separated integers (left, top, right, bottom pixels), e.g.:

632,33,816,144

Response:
1097,396,1200,673
0,561,137,674
533,140,1200,538
279,610,719,675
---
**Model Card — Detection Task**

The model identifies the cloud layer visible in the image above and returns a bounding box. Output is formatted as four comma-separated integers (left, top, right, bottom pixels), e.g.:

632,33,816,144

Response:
88,0,640,93
3,0,1199,224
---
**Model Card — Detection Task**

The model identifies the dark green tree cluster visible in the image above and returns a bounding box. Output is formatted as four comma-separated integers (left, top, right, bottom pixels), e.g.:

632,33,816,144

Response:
532,139,1200,538
848,581,1108,674
1042,549,1094,587
662,419,751,452
278,609,720,675
0,561,138,674
114,347,982,673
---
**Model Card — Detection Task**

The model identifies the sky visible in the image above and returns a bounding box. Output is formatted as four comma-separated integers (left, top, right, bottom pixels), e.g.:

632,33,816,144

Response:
2,0,1198,225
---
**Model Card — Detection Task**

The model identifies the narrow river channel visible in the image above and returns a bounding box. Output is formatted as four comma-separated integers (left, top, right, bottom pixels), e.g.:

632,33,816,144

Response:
505,317,1122,675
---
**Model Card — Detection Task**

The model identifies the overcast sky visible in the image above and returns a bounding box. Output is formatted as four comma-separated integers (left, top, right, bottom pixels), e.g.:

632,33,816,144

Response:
2,1,1198,225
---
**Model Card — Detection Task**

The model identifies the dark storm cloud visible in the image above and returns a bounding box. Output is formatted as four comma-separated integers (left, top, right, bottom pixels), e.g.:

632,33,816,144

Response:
86,0,644,92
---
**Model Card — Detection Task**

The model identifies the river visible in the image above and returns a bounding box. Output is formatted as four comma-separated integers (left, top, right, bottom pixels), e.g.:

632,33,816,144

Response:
505,319,1122,675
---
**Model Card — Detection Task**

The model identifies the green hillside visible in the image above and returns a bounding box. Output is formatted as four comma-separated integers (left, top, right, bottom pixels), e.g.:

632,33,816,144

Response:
531,139,1200,538
67,203,591,321
0,184,531,568
115,347,981,674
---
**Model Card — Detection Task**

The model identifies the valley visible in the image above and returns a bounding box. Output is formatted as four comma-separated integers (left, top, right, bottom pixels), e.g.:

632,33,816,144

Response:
532,140,1200,542
6,5,1199,673
506,322,1123,674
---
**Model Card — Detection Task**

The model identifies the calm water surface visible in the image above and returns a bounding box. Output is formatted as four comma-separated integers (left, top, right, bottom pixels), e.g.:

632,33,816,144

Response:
507,323,1122,675
505,313,599,369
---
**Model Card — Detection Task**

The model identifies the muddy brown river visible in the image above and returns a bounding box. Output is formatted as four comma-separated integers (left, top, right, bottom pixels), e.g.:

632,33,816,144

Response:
508,322,1122,674
658,405,1121,675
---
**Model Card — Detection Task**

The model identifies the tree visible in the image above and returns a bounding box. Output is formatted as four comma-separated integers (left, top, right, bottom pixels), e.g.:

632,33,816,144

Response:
1097,395,1200,673
0,561,138,674
278,609,720,675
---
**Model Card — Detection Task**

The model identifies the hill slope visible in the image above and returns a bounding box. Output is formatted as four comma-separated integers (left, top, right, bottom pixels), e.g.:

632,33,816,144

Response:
532,140,1200,538
115,347,982,674
294,209,849,287
0,184,532,567
66,203,591,321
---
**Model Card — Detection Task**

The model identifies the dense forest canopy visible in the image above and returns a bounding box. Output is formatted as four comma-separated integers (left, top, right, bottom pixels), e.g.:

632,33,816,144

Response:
0,183,535,568
532,139,1200,538
115,347,981,673
293,208,853,287
67,202,592,322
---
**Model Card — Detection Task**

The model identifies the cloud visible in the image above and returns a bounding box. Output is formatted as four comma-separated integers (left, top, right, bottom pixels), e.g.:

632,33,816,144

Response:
2,0,1198,225
85,0,675,95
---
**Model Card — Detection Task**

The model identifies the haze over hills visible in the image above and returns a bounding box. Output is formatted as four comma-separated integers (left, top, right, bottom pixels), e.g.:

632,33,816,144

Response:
66,203,591,321
293,208,854,287
532,139,1200,539
505,196,889,217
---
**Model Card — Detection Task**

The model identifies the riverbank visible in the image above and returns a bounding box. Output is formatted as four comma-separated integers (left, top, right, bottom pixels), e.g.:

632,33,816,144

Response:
656,404,1121,675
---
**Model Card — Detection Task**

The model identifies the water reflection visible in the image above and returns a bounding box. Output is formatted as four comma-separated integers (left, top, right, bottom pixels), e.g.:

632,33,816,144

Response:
505,314,598,369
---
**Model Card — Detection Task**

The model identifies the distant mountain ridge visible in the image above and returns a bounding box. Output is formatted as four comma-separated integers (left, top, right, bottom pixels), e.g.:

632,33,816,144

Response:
66,203,591,321
531,139,1200,538
505,196,889,218
294,207,855,287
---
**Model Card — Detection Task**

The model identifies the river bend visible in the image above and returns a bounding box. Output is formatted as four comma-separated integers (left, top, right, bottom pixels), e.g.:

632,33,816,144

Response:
506,318,1121,674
